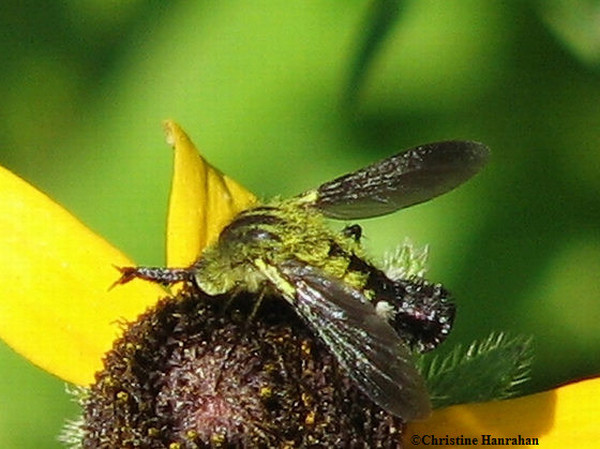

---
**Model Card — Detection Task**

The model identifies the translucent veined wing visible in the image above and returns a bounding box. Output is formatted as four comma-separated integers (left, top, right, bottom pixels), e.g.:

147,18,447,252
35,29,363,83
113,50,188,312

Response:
311,141,489,219
277,259,431,421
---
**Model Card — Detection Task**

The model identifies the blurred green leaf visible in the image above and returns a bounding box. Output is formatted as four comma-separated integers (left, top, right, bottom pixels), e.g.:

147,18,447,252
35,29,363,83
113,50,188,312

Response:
536,0,600,67
344,0,403,108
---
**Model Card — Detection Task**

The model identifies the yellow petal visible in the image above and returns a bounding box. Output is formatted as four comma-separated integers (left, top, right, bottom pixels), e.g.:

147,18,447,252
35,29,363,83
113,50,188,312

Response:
164,120,257,267
0,166,165,386
405,377,600,447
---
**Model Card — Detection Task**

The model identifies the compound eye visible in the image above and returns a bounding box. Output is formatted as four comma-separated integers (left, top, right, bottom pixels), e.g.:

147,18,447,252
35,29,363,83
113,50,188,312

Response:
234,228,282,245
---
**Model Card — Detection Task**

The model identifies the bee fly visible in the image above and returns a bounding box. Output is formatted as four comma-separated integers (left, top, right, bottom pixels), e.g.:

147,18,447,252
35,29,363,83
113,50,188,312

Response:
115,140,489,421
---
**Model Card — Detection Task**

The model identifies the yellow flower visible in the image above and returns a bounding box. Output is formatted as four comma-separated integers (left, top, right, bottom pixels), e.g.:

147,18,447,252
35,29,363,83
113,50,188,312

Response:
0,122,596,446
405,376,600,447
0,120,256,386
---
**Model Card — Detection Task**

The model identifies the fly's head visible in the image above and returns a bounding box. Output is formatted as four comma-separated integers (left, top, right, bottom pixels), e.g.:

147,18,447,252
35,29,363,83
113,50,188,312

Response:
192,199,363,296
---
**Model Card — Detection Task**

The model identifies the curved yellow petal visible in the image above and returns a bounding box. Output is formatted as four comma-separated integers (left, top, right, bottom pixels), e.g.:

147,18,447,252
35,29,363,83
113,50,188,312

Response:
406,377,599,448
164,120,257,267
0,166,165,386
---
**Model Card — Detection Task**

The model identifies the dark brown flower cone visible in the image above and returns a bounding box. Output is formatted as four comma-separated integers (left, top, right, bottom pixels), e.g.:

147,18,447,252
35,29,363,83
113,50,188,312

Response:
83,286,405,448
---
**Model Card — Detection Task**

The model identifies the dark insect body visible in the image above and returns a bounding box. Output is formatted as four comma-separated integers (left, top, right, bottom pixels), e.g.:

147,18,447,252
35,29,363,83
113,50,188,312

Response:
116,140,489,421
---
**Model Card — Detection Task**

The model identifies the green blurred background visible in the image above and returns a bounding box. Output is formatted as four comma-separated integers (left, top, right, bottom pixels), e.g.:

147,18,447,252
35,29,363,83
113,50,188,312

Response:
1,1,599,447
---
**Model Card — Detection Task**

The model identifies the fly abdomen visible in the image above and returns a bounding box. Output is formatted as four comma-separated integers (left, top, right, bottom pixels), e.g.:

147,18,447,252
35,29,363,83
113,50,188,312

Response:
345,252,455,353
385,278,455,353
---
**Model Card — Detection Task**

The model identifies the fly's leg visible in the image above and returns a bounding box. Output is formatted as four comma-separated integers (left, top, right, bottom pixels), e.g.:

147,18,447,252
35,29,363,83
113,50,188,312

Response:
110,266,195,289
247,290,266,323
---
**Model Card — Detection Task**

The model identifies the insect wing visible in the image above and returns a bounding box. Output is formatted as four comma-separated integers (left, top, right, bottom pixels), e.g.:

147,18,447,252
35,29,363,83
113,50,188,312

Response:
278,260,431,421
313,140,489,219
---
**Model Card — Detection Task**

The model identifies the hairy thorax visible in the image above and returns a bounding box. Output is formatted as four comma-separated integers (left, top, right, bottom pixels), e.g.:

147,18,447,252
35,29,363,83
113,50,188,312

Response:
193,198,365,296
